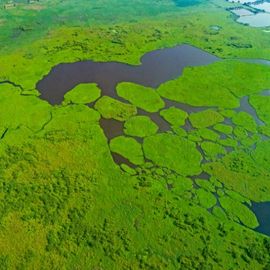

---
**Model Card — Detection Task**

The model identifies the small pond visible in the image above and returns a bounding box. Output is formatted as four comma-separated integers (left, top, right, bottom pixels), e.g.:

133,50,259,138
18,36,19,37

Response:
237,12,270,27
252,202,270,236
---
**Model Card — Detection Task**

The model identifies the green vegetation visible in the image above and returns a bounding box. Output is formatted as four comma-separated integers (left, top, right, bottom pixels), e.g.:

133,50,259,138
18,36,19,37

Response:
214,123,233,135
124,116,158,137
225,189,250,205
157,61,270,108
160,106,188,126
143,133,202,176
195,188,217,209
110,136,144,165
219,196,259,229
219,137,238,148
232,112,257,133
198,128,220,141
212,206,228,221
117,82,165,112
189,110,224,129
250,94,270,125
204,151,270,202
120,163,137,175
233,126,249,140
195,178,215,192
201,141,226,160
1,0,270,268
0,83,51,132
94,96,137,121
220,109,236,118
252,141,270,170
63,83,101,105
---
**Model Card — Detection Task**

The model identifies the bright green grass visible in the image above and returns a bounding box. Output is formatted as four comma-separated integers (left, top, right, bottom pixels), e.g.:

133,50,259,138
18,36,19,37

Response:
0,54,270,270
233,126,249,140
219,137,238,148
124,116,158,137
110,136,144,165
250,94,270,125
0,83,51,132
195,178,216,192
116,82,165,113
225,189,250,205
204,150,270,202
195,188,217,209
232,112,257,133
0,0,270,268
94,96,137,121
160,106,188,126
63,83,101,104
197,128,220,141
219,196,259,229
214,123,233,135
157,61,270,108
143,133,202,176
200,141,226,160
189,110,224,129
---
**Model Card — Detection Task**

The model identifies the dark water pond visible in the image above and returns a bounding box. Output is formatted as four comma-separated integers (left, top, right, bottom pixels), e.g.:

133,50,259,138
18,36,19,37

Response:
252,202,270,236
100,118,124,140
36,44,219,104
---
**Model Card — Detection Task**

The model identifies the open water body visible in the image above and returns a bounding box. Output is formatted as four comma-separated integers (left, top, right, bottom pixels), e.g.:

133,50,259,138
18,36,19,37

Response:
36,44,270,236
252,202,270,236
37,44,219,104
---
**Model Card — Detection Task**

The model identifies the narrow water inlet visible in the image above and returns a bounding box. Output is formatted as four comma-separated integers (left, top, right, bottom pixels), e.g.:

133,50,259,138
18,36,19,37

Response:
99,118,124,140
236,96,265,126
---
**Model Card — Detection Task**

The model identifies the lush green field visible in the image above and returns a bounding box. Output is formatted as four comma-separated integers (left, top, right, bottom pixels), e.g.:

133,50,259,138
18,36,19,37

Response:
1,0,270,269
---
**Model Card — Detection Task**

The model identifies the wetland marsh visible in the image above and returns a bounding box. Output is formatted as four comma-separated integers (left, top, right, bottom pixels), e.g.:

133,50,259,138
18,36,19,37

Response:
1,0,270,269
38,42,270,237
